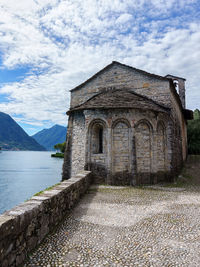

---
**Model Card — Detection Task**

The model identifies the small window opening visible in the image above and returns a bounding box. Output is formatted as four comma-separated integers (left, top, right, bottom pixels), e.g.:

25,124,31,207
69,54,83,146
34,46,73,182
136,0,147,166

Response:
92,124,104,154
98,128,103,153
173,80,179,93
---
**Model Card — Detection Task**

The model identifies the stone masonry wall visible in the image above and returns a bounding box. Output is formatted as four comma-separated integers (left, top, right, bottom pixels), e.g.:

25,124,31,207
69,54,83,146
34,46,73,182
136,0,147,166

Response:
0,171,92,267
62,114,73,180
82,108,172,185
71,112,86,177
157,123,166,172
135,122,151,172
71,64,171,109
65,62,188,185
67,62,188,184
169,84,187,176
112,122,130,173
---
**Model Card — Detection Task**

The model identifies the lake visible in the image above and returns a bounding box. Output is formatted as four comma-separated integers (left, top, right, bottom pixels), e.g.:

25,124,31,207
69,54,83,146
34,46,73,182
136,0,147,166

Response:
0,151,63,214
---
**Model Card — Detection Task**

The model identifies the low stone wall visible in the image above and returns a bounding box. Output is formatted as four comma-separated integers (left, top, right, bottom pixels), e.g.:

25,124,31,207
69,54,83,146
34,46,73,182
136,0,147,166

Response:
0,171,92,267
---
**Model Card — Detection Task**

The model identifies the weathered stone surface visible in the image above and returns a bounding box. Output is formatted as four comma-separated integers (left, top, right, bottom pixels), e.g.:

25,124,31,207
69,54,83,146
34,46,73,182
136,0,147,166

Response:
63,61,189,185
0,171,92,267
63,107,173,185
69,89,170,114
70,62,171,108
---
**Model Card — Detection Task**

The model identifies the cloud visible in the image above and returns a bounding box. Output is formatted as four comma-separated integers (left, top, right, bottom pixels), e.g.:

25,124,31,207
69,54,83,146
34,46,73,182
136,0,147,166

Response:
116,13,133,24
0,0,199,130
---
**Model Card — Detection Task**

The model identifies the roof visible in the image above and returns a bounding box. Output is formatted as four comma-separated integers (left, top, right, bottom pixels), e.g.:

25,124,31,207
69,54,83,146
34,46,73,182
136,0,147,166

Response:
70,61,170,92
67,89,170,114
165,74,186,81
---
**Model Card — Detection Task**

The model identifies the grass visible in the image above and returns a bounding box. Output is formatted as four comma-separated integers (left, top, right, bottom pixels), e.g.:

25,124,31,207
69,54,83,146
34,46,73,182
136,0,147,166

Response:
33,182,61,197
24,182,61,202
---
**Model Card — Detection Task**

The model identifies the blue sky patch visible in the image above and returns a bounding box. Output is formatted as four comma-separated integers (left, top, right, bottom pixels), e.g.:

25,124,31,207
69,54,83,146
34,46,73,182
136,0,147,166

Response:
0,0,199,133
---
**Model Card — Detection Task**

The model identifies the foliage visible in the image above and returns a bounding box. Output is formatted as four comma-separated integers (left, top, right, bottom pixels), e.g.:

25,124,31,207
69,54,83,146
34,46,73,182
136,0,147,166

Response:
193,109,200,120
33,183,61,196
187,110,200,154
54,141,66,153
51,152,64,158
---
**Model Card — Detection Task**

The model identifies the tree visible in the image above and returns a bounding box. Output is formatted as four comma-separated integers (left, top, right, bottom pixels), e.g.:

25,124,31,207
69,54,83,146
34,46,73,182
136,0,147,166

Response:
54,141,66,153
187,111,200,154
193,109,200,120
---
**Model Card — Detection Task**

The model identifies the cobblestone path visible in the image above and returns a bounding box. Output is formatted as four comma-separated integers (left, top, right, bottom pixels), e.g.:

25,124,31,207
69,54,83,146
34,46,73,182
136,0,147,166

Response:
24,182,200,267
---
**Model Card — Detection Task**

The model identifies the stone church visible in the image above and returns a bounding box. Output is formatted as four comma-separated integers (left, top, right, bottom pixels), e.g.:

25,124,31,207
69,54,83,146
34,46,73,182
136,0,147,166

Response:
62,61,192,185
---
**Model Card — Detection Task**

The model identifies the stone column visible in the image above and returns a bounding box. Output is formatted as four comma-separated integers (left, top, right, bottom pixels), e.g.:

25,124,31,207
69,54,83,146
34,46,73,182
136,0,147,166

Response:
106,126,112,184
131,129,137,186
152,129,158,184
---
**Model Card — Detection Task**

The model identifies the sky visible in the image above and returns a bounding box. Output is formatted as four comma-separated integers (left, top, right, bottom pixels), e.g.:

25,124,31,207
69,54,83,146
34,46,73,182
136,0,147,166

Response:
0,0,200,135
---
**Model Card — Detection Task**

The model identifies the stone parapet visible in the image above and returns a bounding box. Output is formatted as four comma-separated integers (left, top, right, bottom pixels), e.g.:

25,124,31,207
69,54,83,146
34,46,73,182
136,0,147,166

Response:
0,171,92,267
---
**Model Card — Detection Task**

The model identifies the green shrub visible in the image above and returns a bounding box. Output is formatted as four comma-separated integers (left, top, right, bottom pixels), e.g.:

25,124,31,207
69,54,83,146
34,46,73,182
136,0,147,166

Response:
187,110,200,154
54,141,66,153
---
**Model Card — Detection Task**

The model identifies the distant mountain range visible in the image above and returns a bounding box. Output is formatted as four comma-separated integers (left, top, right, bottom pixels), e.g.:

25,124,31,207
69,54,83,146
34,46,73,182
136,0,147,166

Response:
32,124,67,151
0,112,46,151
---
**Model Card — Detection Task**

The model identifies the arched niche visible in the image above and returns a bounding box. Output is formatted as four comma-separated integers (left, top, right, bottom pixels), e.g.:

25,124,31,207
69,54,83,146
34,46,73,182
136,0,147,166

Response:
86,119,108,183
91,123,104,153
112,119,131,173
135,120,152,175
88,119,107,156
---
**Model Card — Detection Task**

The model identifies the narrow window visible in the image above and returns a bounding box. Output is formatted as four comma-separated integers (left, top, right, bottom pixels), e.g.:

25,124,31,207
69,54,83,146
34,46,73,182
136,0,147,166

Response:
92,124,104,154
173,80,179,93
98,127,103,153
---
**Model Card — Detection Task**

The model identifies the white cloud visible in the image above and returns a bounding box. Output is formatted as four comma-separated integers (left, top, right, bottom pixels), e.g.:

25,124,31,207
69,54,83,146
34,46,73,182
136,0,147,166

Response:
116,13,133,24
0,0,199,130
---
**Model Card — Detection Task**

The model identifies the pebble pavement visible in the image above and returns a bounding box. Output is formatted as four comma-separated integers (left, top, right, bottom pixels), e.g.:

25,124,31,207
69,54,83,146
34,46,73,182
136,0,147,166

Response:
24,183,200,267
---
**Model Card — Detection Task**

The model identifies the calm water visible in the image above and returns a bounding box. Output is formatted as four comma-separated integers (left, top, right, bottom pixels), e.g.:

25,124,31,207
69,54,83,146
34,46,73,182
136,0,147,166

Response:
0,151,63,214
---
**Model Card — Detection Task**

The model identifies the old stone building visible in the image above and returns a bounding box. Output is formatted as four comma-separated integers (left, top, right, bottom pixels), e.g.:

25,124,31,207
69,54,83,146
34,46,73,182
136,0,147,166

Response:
62,61,192,185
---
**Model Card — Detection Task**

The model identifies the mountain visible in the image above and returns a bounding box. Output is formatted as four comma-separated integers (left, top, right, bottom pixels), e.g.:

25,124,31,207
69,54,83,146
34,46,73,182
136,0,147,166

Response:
0,112,46,151
32,124,67,151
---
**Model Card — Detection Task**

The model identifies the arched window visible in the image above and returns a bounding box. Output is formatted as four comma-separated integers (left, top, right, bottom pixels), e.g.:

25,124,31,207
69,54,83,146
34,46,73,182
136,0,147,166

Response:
98,127,103,153
92,123,104,154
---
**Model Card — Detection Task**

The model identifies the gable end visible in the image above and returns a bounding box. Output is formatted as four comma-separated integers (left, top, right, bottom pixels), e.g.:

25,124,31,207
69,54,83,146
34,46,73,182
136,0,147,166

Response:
70,61,169,92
